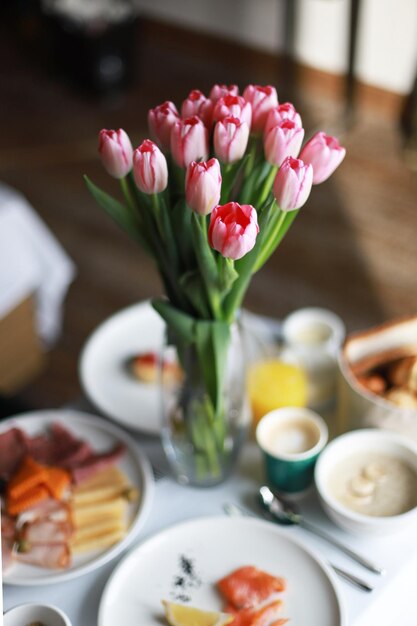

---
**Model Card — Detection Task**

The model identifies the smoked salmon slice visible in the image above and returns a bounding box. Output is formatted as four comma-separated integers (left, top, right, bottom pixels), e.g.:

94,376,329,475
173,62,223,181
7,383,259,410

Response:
227,599,285,626
218,566,286,610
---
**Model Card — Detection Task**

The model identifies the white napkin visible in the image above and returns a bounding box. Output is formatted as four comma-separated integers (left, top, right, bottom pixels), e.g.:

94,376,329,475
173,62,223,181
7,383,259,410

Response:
0,183,76,345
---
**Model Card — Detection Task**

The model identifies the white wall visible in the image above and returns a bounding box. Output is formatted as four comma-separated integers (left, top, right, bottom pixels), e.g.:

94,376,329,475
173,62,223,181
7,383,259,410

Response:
135,0,417,95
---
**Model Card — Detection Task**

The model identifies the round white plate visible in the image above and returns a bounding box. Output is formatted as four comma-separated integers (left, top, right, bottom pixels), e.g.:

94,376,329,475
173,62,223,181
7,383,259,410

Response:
98,516,345,626
79,301,165,435
1,410,154,586
79,301,281,435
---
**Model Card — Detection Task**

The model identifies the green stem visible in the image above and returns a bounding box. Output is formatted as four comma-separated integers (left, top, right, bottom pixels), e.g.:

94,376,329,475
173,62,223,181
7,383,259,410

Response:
120,176,136,211
254,209,298,272
197,214,222,319
257,165,278,207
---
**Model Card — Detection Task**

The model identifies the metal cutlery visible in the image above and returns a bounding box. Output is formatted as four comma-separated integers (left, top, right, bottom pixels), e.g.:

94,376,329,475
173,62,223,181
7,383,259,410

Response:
223,502,374,593
259,485,385,576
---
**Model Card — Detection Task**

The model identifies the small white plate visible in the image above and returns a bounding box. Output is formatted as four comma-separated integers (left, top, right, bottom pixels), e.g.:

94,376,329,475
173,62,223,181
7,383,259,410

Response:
98,516,345,626
79,301,280,435
79,301,165,435
1,410,154,586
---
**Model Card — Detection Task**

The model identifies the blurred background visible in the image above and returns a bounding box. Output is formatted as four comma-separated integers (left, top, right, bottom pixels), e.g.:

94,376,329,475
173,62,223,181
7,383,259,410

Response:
0,0,416,412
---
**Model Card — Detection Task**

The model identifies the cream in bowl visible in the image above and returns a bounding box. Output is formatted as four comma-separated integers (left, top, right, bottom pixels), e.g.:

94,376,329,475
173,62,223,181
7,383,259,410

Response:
315,429,417,535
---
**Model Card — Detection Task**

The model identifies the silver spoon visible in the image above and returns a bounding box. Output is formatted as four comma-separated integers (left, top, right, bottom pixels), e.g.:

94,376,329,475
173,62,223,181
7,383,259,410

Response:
259,485,385,576
223,502,374,593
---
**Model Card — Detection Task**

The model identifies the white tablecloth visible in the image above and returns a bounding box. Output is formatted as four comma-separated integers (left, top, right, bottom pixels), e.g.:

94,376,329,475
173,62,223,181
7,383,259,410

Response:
0,183,75,344
3,413,416,625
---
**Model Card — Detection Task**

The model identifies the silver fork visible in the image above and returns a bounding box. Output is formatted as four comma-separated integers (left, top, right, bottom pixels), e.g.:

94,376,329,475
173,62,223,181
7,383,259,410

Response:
223,502,374,593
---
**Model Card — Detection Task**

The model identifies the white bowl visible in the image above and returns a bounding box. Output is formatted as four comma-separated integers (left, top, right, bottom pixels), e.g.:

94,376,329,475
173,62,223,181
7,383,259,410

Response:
4,603,71,626
315,429,417,535
338,316,417,441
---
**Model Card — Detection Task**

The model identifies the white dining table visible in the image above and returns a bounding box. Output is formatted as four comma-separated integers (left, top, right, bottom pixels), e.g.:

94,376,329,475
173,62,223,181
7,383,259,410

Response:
3,411,416,626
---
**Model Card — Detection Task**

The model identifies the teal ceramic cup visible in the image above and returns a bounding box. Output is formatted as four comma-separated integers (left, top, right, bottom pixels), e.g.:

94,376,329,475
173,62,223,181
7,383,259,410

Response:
256,407,328,493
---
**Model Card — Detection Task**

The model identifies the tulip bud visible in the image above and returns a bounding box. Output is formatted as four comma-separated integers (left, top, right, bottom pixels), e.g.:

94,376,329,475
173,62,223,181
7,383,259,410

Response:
148,101,179,152
98,128,133,179
273,156,313,211
208,202,259,260
133,139,168,194
181,89,213,128
185,158,222,216
212,95,252,129
209,84,239,103
214,116,250,164
264,119,305,166
170,116,209,168
264,103,302,136
299,131,346,184
243,84,278,134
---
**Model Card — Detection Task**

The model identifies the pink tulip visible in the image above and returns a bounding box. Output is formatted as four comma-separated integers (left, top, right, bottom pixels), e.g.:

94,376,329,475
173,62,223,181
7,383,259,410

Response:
299,131,346,184
273,156,313,211
98,128,133,178
213,116,250,164
148,101,179,152
133,139,168,194
243,84,278,133
264,119,305,166
208,202,259,260
185,159,222,215
181,89,213,128
170,116,209,168
264,103,302,136
212,95,252,129
209,84,239,103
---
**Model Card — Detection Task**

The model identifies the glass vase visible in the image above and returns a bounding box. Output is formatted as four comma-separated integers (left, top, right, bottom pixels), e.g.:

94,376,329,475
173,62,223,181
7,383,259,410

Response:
160,321,248,487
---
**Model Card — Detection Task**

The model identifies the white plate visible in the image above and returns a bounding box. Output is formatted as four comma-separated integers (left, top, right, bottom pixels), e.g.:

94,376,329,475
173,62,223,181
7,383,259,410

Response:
79,301,281,435
1,410,154,586
79,301,165,435
98,516,346,626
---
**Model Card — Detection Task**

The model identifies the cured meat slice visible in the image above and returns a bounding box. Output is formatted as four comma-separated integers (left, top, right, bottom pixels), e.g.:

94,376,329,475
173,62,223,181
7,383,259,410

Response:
218,566,286,610
21,519,73,544
15,543,71,569
0,428,27,478
19,498,71,523
71,443,126,484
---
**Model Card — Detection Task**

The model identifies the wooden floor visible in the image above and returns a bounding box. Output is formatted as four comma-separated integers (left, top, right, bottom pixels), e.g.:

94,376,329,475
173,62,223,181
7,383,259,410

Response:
1,16,416,410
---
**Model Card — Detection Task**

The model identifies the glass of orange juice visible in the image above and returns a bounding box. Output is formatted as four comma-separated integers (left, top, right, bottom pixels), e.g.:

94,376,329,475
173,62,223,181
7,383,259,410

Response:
247,356,308,428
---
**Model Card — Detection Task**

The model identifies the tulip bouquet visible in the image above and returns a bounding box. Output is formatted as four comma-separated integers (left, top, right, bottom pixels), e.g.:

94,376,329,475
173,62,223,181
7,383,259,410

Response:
86,83,345,483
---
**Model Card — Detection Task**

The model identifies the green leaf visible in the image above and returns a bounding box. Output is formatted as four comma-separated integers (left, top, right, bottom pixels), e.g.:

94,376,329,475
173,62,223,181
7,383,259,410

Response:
171,198,195,270
195,320,231,417
84,175,145,244
179,270,211,318
151,299,196,343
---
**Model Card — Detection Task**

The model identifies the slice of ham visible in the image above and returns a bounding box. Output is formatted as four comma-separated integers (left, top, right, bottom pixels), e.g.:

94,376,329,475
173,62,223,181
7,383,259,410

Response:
71,443,126,484
15,543,71,569
18,498,71,523
21,519,73,544
0,428,28,478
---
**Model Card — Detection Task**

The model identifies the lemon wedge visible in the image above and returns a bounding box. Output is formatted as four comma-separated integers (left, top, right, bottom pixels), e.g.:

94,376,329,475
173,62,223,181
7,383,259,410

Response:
162,600,234,626
247,359,307,426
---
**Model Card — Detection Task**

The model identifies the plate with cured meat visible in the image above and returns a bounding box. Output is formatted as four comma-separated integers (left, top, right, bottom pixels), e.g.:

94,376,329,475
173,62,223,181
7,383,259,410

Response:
98,516,346,626
0,409,154,585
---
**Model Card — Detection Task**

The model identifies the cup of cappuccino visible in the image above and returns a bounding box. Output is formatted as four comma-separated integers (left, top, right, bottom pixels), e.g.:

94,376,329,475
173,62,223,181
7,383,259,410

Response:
256,407,328,493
